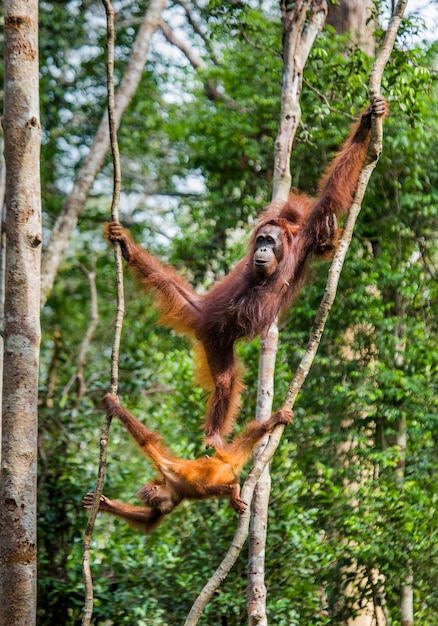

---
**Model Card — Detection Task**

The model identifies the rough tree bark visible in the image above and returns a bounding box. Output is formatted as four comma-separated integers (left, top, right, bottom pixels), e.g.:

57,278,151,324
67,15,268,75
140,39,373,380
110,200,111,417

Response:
0,1,42,625
0,137,5,466
247,3,328,624
40,0,166,308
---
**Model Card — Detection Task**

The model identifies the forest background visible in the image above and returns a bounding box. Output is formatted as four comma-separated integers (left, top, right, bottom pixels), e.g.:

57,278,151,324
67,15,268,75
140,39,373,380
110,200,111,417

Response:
1,0,437,624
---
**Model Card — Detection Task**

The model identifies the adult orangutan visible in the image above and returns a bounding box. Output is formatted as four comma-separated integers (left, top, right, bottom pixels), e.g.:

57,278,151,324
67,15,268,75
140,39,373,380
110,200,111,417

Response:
106,98,387,449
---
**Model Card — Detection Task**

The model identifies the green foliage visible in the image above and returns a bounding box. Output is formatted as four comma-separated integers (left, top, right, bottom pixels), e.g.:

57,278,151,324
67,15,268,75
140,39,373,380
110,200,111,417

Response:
36,2,438,624
277,67,438,618
163,14,282,279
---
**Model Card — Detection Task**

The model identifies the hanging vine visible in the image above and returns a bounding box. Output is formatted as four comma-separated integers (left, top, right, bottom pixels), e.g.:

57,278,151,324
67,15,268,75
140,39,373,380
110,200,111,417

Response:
81,1,124,624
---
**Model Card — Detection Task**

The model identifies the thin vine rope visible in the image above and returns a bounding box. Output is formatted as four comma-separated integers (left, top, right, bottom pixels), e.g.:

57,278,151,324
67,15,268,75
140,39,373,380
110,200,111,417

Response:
81,1,124,624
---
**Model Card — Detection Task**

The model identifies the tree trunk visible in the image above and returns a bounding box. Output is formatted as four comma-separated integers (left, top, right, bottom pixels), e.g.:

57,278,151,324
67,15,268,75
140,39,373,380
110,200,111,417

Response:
0,1,42,625
247,325,277,626
327,0,375,56
400,567,414,626
0,136,6,466
392,295,413,626
247,3,328,623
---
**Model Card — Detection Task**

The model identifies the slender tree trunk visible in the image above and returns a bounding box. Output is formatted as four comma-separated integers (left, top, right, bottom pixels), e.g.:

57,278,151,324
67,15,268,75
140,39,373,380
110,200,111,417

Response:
0,1,42,624
400,567,413,626
247,325,277,625
392,296,413,626
247,3,328,624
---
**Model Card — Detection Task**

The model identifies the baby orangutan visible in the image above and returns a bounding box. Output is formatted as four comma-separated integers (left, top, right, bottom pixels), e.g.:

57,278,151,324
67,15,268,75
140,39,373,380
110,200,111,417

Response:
83,393,292,534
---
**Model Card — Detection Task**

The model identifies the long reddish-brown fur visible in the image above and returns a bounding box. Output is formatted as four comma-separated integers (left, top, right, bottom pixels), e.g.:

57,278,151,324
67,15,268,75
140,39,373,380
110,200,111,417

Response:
105,99,387,449
83,394,292,534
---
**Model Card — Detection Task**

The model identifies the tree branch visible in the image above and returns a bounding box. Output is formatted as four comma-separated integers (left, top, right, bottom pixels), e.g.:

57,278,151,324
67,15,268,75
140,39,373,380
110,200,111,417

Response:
159,20,246,108
176,0,219,63
160,19,206,70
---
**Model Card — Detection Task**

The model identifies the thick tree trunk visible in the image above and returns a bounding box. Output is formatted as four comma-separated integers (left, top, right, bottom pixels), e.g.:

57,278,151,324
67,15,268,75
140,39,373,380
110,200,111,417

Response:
0,138,5,466
0,1,42,624
327,0,375,55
